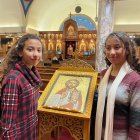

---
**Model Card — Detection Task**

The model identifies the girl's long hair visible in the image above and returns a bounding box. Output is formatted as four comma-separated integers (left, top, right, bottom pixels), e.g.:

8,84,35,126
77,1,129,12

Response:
2,33,43,75
104,32,140,73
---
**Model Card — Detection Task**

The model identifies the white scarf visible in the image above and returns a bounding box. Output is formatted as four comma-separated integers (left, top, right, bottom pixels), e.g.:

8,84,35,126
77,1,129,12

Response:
95,61,132,140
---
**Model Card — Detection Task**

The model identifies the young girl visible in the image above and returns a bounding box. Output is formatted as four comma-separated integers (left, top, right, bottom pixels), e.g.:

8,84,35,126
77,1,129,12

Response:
95,32,140,140
0,33,43,139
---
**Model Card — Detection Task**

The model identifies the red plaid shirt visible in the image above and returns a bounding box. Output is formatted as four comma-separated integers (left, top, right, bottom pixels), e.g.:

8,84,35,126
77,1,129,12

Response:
0,62,42,140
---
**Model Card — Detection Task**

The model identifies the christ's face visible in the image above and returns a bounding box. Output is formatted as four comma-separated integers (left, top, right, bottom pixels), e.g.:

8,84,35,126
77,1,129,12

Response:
65,79,79,89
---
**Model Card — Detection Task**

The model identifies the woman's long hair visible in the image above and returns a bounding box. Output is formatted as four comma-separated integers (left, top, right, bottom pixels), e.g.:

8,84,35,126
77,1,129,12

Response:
104,32,140,73
2,33,43,75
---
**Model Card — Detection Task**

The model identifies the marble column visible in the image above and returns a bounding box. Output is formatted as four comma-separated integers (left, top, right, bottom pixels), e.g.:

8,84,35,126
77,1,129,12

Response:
95,0,114,72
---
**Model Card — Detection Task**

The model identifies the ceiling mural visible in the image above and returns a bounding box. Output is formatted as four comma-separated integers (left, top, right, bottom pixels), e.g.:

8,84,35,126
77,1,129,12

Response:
60,14,96,31
20,0,33,15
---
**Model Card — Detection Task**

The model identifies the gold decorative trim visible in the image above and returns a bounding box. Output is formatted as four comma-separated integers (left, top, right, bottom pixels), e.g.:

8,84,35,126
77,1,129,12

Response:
38,58,98,140
39,113,83,140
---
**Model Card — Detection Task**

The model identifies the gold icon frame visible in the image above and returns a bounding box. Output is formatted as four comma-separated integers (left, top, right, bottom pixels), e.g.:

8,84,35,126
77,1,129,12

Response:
38,69,98,140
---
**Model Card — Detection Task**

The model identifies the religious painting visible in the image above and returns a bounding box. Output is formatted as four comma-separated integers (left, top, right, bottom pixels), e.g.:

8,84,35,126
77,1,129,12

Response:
50,34,54,39
67,44,74,56
88,34,92,39
56,43,62,51
67,25,75,37
43,33,47,39
55,34,59,39
89,41,95,54
48,42,54,51
40,70,98,113
79,41,86,54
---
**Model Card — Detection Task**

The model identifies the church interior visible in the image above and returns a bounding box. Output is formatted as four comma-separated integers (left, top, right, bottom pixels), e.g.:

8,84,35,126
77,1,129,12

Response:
0,0,140,65
0,0,140,140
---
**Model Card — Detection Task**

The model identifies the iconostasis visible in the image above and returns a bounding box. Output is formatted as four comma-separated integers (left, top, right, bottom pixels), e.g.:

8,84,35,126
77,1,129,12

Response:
39,18,97,67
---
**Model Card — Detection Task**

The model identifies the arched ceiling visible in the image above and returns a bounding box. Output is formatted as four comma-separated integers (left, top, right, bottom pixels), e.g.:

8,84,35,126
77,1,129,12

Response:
26,0,97,31
0,0,25,33
0,0,140,33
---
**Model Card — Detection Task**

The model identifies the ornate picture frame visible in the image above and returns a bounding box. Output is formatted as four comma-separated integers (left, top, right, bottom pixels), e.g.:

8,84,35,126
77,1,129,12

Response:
38,69,98,116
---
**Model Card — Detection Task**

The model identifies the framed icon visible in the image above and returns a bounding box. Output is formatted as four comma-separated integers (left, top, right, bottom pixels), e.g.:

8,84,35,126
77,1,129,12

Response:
38,69,98,114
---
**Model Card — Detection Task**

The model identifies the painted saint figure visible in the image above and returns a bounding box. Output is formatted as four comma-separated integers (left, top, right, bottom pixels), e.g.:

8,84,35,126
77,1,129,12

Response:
47,79,82,111
67,44,74,57
67,25,75,36
89,44,95,54
48,43,54,51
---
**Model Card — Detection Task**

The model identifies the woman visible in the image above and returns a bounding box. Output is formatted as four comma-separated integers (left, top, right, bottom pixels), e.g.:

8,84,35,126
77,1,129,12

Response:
0,34,43,139
95,32,140,140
